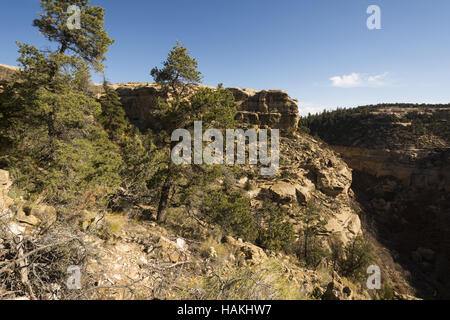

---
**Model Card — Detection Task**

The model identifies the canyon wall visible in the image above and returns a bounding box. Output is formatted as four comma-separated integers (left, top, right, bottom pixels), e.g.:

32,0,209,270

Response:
332,146,450,192
108,83,300,132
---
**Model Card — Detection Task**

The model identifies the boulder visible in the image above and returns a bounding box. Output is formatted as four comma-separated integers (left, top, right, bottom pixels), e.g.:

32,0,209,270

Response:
295,185,312,204
322,281,353,300
15,210,41,226
325,206,362,244
268,182,297,203
224,236,267,264
321,282,340,300
0,170,13,213
267,181,313,204
156,236,189,263
307,160,352,197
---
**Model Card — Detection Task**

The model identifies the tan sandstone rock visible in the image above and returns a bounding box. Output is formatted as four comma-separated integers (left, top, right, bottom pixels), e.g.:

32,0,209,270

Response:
224,235,267,264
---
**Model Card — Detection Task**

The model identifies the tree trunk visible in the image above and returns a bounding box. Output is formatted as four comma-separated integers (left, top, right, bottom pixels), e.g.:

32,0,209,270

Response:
156,149,175,223
156,174,171,223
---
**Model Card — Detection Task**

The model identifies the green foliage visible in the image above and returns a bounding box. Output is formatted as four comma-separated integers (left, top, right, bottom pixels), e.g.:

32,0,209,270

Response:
337,235,376,281
33,0,114,72
0,0,120,206
148,43,237,222
189,85,237,129
98,82,129,140
297,204,328,268
377,283,395,300
256,202,295,252
202,189,257,242
151,41,202,102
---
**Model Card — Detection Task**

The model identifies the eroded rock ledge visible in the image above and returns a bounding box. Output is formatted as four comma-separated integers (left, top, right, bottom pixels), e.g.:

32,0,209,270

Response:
99,83,300,132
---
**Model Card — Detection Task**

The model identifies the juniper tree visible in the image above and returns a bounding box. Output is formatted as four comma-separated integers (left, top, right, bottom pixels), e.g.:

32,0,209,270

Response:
98,82,129,141
150,41,202,104
338,235,375,281
33,0,114,73
149,43,236,223
0,0,120,205
298,204,328,267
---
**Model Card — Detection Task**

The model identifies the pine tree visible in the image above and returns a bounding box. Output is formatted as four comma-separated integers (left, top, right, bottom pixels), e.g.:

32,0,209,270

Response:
0,0,120,205
150,41,202,104
298,204,328,267
149,43,237,223
98,82,129,141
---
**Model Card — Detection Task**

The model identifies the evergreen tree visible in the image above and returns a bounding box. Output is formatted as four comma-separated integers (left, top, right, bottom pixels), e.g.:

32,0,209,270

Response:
298,204,328,267
33,0,114,73
150,41,202,103
256,202,295,251
149,43,237,223
0,0,120,206
338,235,375,281
98,82,129,141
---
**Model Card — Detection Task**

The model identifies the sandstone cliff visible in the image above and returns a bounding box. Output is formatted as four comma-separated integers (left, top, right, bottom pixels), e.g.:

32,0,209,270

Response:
0,64,20,84
303,104,450,298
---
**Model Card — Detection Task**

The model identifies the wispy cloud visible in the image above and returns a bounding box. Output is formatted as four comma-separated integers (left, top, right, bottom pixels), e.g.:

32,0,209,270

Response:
330,72,389,88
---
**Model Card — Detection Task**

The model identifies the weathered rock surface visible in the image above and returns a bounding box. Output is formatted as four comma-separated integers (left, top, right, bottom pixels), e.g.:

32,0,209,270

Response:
333,146,450,192
0,64,20,84
0,170,13,214
228,88,299,131
90,83,301,132
224,235,267,264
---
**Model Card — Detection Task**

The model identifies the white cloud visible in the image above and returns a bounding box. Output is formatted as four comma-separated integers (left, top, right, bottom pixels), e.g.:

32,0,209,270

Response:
330,72,389,88
299,102,336,116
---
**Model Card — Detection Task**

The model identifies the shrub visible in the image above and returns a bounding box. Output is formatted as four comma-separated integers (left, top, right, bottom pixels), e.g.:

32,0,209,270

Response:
256,202,295,252
296,204,329,268
377,283,395,300
202,189,257,242
337,235,376,281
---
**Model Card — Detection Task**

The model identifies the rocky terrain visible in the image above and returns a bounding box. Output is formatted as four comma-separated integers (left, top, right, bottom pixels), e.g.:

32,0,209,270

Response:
0,125,373,300
0,64,20,85
0,64,424,300
302,105,450,298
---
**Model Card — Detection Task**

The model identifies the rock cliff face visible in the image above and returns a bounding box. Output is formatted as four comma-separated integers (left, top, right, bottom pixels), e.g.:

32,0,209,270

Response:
228,88,299,131
303,105,450,298
0,64,20,84
102,83,300,132
0,65,300,131
252,134,362,245
333,146,450,192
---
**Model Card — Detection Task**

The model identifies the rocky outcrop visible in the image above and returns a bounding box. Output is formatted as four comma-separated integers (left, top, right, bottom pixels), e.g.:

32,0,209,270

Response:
228,88,300,131
333,146,450,192
0,63,300,131
224,235,267,264
0,170,13,214
246,134,362,245
102,83,300,132
0,64,20,84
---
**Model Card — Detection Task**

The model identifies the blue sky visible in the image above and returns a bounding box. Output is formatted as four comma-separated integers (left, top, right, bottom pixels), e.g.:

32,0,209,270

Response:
1,0,450,115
